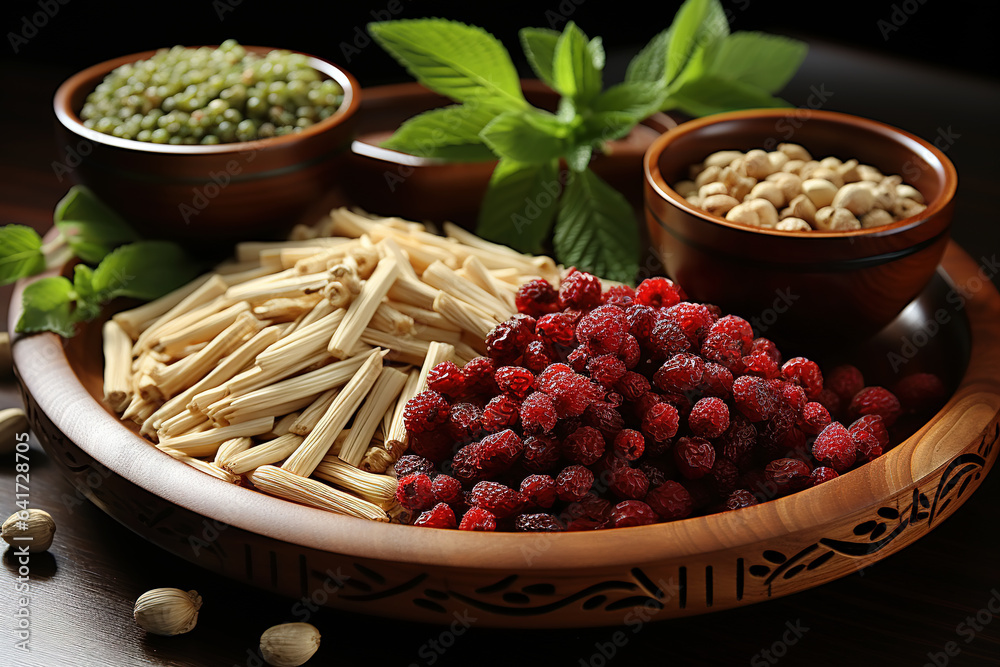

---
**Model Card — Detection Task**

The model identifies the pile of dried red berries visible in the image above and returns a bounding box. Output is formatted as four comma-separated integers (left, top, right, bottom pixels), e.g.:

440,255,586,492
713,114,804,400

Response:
393,270,946,531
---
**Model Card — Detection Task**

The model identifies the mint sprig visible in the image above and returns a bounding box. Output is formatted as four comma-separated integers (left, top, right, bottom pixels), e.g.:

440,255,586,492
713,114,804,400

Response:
3,185,202,337
369,0,807,283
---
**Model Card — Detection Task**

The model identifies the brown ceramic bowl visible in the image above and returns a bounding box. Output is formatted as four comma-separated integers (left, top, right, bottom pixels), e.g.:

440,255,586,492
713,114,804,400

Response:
347,80,677,228
644,109,958,345
11,242,1000,628
53,46,360,245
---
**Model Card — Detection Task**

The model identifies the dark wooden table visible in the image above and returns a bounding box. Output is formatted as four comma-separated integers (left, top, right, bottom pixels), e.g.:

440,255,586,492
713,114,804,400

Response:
2,41,1000,667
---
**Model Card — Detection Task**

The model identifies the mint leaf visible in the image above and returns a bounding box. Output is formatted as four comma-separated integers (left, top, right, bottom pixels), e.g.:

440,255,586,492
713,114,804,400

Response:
92,241,201,301
53,185,138,264
705,32,808,93
665,0,729,84
552,168,639,283
0,225,46,285
519,28,560,88
477,159,561,253
380,103,498,158
479,109,569,163
668,75,788,116
407,144,499,162
368,19,526,110
593,81,669,119
16,276,76,337
72,264,102,322
577,111,637,145
566,144,593,173
552,22,602,105
625,28,672,85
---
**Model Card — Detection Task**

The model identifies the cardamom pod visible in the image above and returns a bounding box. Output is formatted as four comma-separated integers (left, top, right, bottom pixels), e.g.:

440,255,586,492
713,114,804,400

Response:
1,508,55,552
259,622,321,667
0,407,29,456
133,588,202,636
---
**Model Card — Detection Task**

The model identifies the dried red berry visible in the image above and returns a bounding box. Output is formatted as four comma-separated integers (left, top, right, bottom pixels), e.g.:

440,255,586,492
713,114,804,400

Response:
812,422,857,472
620,335,641,369
893,372,947,414
849,414,889,462
522,434,562,473
475,429,524,474
519,392,558,434
407,428,455,463
614,429,645,461
515,513,565,532
724,489,760,510
577,305,629,355
764,458,812,493
635,277,683,308
459,507,497,531
809,467,839,486
625,304,657,341
588,354,627,387
556,464,595,502
826,364,865,403
615,371,651,402
481,394,521,432
485,318,536,366
469,481,523,518
645,480,693,520
414,503,457,529
781,357,824,400
741,350,780,380
606,500,658,528
732,375,779,422
701,362,734,399
710,315,754,354
653,353,705,394
393,454,436,479
426,361,467,399
559,269,604,310
494,366,535,399
561,426,606,465
520,474,557,508
664,302,714,345
431,475,463,506
719,414,758,467
816,388,844,419
395,473,436,512
673,436,716,480
536,312,578,348
798,402,832,435
689,396,730,438
603,284,637,308
750,338,782,365
707,456,740,496
522,340,554,374
700,331,744,369
461,357,498,395
567,345,590,372
515,279,559,317
403,390,451,434
610,465,650,500
848,386,901,427
546,373,604,419
447,402,483,443
641,401,680,443
648,319,692,358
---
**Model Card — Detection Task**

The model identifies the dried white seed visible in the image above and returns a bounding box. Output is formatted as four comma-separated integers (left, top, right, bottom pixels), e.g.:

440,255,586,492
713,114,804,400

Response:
814,206,861,231
133,588,202,636
775,217,812,232
1,508,55,552
802,178,839,208
702,194,740,217
832,182,876,216
260,622,321,667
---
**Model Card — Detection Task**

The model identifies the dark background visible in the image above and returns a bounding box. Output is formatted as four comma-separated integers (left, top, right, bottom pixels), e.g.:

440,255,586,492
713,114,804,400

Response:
1,0,994,86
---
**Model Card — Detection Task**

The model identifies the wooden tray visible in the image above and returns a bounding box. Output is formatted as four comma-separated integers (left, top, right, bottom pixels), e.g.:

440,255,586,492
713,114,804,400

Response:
10,241,1000,628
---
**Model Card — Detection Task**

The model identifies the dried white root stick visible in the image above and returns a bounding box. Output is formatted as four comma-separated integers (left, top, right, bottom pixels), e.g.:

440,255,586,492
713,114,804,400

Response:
133,275,230,351
338,367,408,467
102,320,133,412
327,258,399,359
313,456,398,509
433,292,497,342
223,434,303,475
112,273,215,339
281,349,383,477
214,437,252,468
248,465,389,522
157,416,275,458
289,389,338,436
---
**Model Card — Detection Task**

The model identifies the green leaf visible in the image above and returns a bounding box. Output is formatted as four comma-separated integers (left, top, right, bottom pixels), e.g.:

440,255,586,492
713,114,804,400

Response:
476,159,562,254
0,225,46,286
668,75,789,116
665,0,729,84
577,111,638,145
53,185,138,264
593,81,669,119
379,103,498,158
479,109,570,163
72,264,101,322
625,28,672,85
552,22,602,104
552,168,639,283
705,32,808,93
519,28,560,88
566,144,593,173
368,19,526,109
405,144,499,162
16,276,76,337
92,241,201,302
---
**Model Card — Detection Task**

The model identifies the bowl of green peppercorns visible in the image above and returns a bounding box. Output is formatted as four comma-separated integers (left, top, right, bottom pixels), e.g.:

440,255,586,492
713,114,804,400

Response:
53,40,360,245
